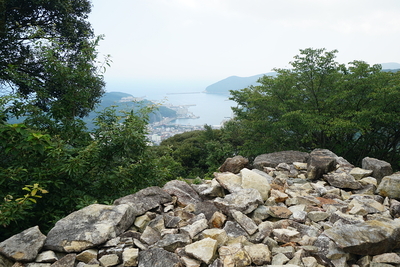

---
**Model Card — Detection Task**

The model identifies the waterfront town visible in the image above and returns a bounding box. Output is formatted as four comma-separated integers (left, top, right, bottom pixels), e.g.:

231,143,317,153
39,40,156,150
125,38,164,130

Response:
147,103,228,145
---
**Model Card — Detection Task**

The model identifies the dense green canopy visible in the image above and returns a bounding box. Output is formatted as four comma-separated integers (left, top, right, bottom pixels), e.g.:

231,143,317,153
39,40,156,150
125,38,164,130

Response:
0,0,105,121
227,48,400,167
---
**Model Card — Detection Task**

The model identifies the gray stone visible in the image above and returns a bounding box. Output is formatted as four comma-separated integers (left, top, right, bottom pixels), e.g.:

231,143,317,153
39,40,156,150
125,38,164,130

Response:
0,226,46,262
244,244,271,265
155,233,191,252
223,221,248,238
163,180,202,207
181,215,208,239
271,252,290,265
324,219,400,255
202,229,228,247
122,248,139,267
138,248,181,267
307,211,330,222
240,168,271,201
36,251,58,263
76,249,98,264
185,237,217,264
51,254,77,267
194,200,219,220
253,150,309,169
113,186,172,215
218,155,249,174
215,172,242,193
372,253,400,264
45,204,135,252
231,210,258,235
140,226,161,245
302,256,318,267
98,254,119,267
390,199,400,218
324,171,362,189
350,167,373,180
307,149,338,180
348,197,386,215
192,179,224,198
362,157,393,183
377,173,400,199
272,228,300,243
219,244,252,266
271,246,295,258
214,188,263,214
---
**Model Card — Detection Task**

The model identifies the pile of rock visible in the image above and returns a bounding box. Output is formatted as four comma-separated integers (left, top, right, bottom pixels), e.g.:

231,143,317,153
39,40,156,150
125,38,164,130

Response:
2,149,400,267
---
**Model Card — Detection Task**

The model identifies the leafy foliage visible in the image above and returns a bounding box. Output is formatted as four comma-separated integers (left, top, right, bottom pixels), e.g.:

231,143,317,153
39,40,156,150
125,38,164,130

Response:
1,0,106,135
227,48,400,167
160,125,234,178
0,106,180,240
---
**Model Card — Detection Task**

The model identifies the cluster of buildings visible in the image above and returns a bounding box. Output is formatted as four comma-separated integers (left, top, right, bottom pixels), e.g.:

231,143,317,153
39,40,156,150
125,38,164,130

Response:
147,123,206,145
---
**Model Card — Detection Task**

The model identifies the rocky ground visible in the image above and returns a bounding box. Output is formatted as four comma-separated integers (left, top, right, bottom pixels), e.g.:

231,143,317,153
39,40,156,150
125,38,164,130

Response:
2,149,400,267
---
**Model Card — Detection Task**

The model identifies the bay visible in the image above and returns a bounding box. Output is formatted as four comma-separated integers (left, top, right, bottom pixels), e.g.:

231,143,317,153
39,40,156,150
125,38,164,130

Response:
106,80,236,126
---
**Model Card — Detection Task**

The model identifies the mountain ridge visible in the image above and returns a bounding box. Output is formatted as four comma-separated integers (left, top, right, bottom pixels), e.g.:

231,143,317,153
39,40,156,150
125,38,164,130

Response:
205,62,400,95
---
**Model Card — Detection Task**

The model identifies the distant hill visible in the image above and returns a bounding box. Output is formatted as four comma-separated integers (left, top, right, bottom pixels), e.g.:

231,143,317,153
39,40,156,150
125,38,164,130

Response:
205,72,275,95
380,62,400,69
83,92,177,129
206,63,400,95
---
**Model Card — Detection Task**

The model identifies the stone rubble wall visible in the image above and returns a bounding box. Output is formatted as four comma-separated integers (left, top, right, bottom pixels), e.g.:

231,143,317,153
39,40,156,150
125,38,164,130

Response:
1,149,400,267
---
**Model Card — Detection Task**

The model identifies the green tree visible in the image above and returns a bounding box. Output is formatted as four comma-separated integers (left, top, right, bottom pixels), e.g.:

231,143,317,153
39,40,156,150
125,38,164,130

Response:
160,125,234,178
227,48,400,167
0,106,180,240
1,0,106,141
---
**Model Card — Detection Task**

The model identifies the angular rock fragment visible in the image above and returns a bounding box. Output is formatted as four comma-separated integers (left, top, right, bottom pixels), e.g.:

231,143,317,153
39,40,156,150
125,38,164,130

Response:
51,254,77,267
0,226,46,262
324,219,400,255
155,233,191,252
214,188,263,215
362,157,393,183
138,248,181,267
45,204,135,252
218,155,249,174
185,238,217,264
307,149,338,180
122,248,139,267
240,168,271,201
231,210,258,235
324,171,362,189
163,180,202,207
253,150,309,169
219,244,252,267
214,172,242,193
377,173,400,199
113,186,172,215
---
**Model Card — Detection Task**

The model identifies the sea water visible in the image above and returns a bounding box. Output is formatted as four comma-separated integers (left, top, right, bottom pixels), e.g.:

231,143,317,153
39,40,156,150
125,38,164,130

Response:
108,81,237,126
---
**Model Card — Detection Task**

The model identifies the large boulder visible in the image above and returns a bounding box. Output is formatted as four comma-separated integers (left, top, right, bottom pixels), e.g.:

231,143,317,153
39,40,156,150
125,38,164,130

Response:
113,186,172,216
218,155,249,174
253,150,309,170
240,168,271,201
376,173,400,199
307,149,338,180
45,204,135,252
0,226,46,262
362,157,393,183
323,219,400,255
163,180,202,207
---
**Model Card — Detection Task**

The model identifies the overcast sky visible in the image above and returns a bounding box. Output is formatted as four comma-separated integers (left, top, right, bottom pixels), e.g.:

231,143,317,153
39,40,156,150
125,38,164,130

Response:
89,0,400,92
